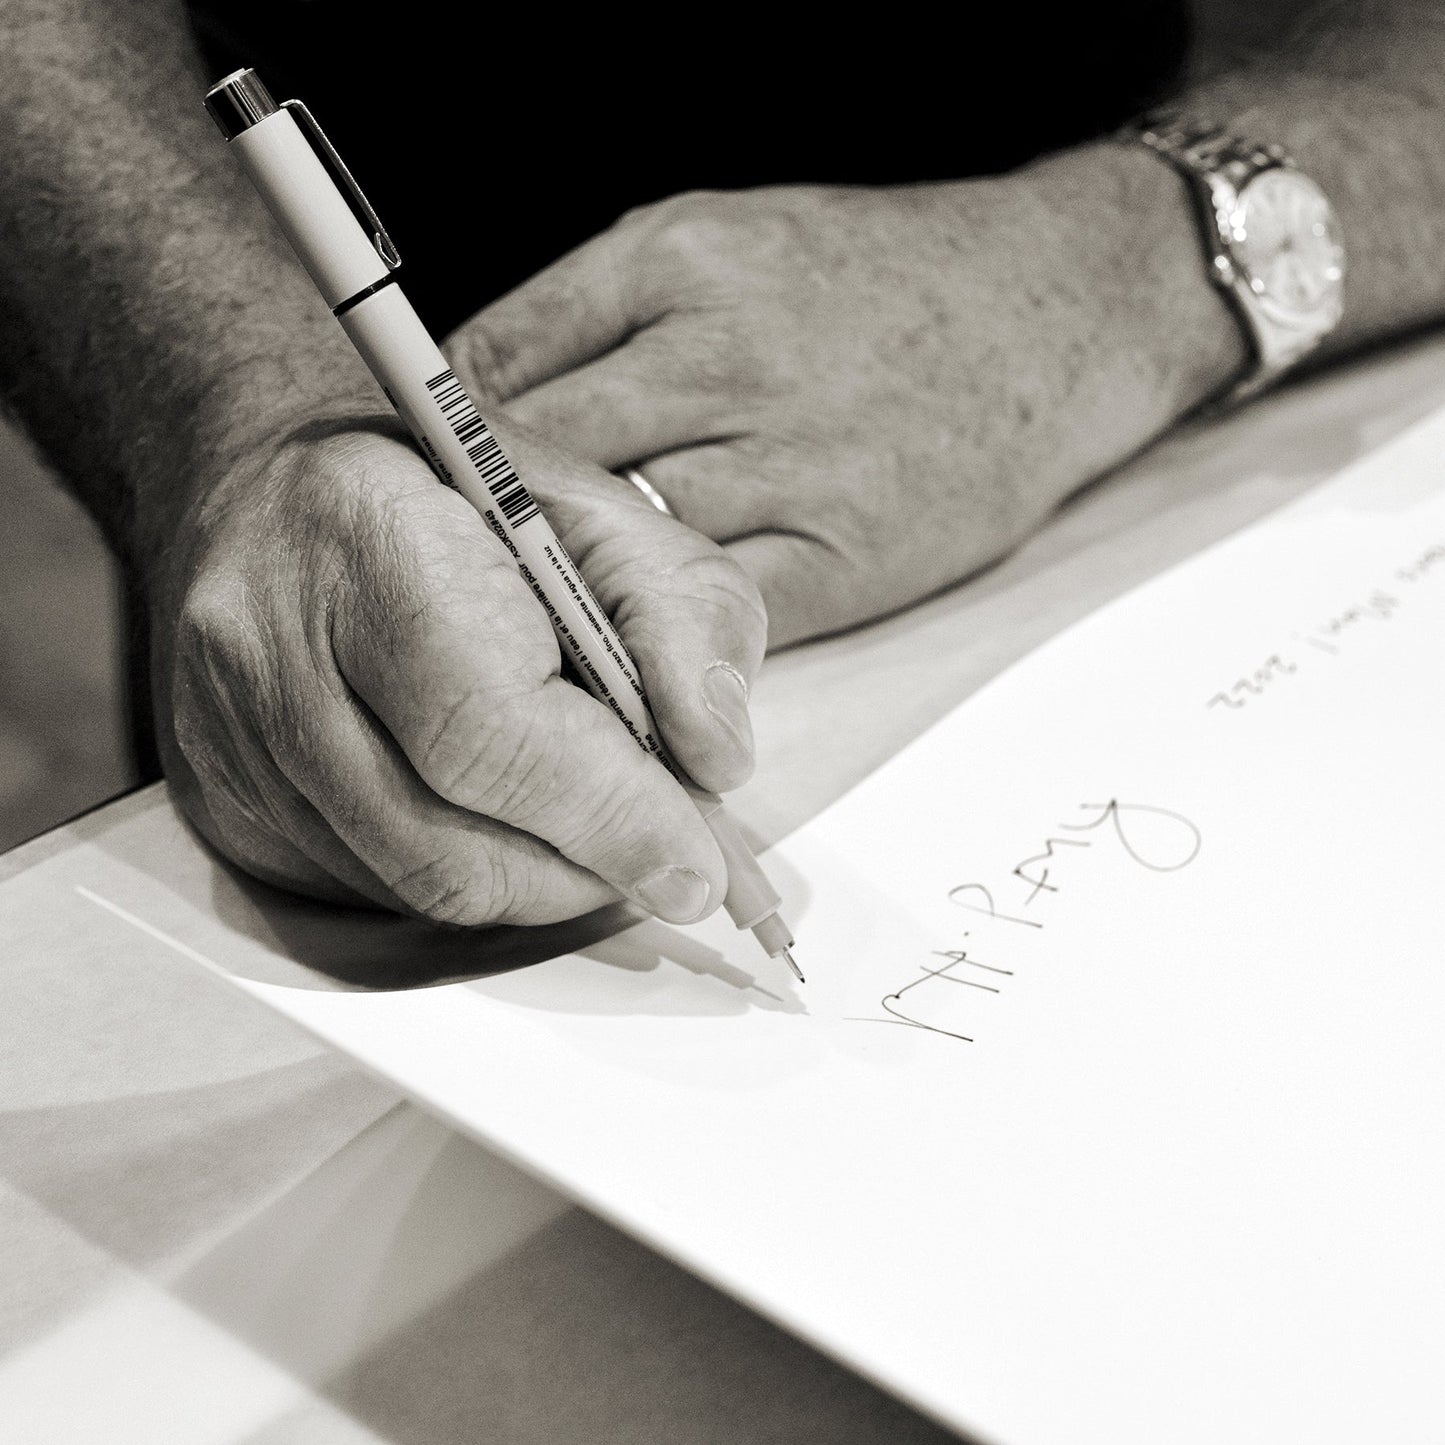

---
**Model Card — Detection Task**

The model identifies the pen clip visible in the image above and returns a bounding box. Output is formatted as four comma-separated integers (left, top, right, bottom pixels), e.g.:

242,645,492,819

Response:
280,99,401,270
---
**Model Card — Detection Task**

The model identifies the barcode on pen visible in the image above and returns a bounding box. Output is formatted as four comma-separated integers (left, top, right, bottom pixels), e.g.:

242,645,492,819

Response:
425,369,539,527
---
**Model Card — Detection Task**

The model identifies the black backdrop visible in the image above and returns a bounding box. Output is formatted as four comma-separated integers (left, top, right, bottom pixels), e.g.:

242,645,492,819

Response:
192,2,1191,334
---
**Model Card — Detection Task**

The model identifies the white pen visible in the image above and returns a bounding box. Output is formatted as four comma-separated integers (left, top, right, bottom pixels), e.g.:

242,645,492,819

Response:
203,69,801,980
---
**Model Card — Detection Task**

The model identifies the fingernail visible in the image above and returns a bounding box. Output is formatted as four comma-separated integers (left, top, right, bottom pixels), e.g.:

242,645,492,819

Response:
703,661,754,755
635,866,712,924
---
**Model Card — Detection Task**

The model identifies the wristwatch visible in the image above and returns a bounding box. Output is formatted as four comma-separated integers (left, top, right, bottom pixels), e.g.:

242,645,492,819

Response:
1136,116,1346,405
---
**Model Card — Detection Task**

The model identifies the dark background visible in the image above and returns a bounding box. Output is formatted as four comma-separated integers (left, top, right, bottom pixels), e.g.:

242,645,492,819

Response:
193,2,1191,333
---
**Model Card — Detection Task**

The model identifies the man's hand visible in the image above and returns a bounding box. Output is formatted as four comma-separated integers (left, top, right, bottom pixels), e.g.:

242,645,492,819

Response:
148,412,767,927
448,146,1245,647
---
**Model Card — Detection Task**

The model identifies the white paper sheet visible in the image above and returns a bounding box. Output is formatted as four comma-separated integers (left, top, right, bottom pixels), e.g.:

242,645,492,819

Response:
13,410,1445,1444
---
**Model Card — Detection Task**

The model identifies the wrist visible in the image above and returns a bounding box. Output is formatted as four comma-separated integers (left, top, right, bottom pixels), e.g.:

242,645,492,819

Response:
126,327,386,595
1018,139,1250,424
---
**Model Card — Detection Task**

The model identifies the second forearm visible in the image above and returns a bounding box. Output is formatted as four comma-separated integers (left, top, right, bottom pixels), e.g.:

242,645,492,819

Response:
982,0,1445,519
1174,1,1445,356
0,0,379,583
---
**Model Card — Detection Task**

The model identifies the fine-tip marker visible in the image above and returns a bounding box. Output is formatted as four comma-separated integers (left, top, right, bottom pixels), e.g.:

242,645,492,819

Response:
203,69,802,983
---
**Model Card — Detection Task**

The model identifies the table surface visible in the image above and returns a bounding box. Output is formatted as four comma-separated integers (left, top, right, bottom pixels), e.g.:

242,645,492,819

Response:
6,336,1445,1444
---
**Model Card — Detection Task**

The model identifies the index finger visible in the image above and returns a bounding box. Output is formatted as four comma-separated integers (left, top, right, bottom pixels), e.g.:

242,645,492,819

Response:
448,222,653,402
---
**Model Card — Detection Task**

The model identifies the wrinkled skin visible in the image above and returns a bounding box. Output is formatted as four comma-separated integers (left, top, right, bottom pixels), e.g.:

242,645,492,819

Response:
150,410,768,928
449,151,1236,645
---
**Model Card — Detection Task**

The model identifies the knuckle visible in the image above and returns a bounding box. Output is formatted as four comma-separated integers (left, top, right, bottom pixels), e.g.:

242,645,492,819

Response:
657,195,803,271
340,490,466,661
450,318,512,403
635,193,740,273
177,570,249,661
385,841,532,927
386,852,490,927
174,571,269,708
627,547,769,644
173,568,338,790
611,201,660,239
686,549,769,632
662,316,762,398
655,211,734,271
550,782,652,868
415,686,547,815
616,189,714,235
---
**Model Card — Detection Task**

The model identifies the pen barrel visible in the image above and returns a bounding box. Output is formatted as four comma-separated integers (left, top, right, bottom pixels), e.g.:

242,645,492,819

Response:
346,288,790,947
703,804,790,944
210,74,796,963
341,287,671,762
229,109,390,309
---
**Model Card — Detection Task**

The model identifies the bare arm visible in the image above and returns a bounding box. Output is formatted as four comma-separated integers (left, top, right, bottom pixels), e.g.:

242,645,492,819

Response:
0,0,769,932
0,0,371,571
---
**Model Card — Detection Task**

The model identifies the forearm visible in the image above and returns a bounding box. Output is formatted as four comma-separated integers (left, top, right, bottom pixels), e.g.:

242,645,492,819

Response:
973,0,1445,517
0,0,375,579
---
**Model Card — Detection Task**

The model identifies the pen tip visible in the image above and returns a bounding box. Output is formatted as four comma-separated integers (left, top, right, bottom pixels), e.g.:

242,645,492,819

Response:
781,948,805,984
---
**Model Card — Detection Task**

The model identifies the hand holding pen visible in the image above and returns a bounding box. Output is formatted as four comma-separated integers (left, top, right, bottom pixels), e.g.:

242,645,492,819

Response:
187,71,798,971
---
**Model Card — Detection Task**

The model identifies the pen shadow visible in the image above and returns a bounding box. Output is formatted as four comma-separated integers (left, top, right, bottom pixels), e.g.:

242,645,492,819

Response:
196,820,809,1019
461,913,805,1018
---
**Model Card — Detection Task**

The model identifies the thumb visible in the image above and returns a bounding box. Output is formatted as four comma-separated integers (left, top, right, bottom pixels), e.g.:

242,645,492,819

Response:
558,485,770,795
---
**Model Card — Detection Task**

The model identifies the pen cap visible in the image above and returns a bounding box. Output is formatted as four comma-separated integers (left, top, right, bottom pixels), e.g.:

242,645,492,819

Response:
204,68,278,140
205,70,391,309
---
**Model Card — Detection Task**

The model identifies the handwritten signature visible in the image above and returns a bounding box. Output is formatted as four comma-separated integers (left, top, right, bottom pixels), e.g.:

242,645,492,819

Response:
851,800,1201,1045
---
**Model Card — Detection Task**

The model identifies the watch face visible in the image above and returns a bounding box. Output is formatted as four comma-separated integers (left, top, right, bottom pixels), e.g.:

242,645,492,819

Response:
1232,169,1345,325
